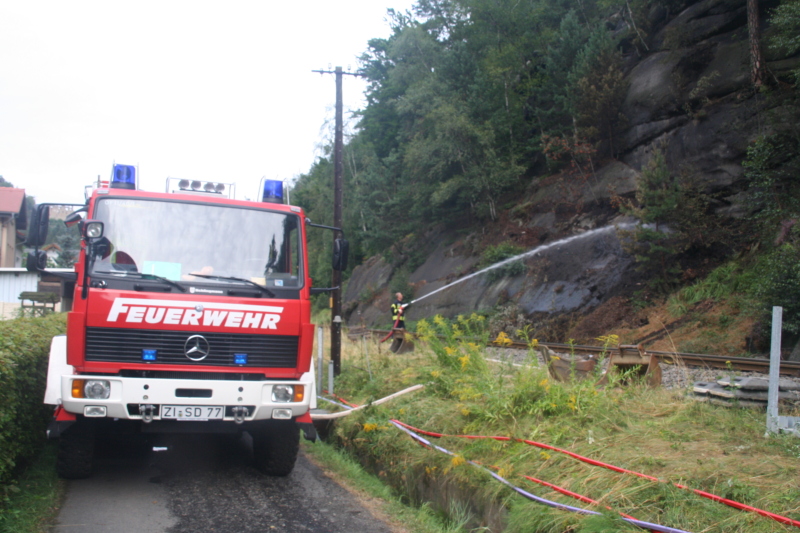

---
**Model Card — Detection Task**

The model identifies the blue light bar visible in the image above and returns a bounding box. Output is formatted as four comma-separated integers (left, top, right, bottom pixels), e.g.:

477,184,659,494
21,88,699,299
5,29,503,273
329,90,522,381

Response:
262,180,284,204
111,164,136,190
234,353,248,365
142,349,157,362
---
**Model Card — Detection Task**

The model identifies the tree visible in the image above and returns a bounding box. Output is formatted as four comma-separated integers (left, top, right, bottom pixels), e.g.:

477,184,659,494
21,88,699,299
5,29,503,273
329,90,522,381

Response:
748,0,766,87
618,150,689,291
768,0,800,84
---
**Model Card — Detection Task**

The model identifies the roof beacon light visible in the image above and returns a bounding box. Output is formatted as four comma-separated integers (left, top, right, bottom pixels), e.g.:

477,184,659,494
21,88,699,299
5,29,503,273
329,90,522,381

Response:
111,164,136,190
262,179,284,204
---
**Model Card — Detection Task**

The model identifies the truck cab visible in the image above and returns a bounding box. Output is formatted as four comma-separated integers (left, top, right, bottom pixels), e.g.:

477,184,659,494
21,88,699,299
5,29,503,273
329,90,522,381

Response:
30,167,347,478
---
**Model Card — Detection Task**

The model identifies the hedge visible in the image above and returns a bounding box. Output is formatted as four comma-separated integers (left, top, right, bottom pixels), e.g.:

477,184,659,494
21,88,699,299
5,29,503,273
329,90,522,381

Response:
0,313,66,503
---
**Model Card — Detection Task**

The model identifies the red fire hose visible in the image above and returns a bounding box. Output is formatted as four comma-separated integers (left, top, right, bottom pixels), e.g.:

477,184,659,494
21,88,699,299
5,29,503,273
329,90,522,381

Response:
380,318,401,343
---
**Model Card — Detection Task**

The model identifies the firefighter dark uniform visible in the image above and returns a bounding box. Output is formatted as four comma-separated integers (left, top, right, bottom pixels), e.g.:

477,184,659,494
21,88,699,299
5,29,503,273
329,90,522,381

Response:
391,299,405,329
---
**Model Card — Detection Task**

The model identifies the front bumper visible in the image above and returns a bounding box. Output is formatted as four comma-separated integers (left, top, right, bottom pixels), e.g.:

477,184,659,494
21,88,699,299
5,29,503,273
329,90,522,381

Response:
59,374,312,423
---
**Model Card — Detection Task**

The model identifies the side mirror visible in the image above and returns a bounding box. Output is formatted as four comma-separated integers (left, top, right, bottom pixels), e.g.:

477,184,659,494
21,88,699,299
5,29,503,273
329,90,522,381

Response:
332,238,349,272
26,250,47,272
27,205,50,247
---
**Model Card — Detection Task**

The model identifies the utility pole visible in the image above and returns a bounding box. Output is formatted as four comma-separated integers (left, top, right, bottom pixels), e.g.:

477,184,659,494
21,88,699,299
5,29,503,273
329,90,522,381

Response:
312,65,360,375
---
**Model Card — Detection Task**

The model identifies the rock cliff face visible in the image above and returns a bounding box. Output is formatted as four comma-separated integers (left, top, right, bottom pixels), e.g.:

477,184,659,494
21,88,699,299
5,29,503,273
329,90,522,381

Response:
343,0,800,329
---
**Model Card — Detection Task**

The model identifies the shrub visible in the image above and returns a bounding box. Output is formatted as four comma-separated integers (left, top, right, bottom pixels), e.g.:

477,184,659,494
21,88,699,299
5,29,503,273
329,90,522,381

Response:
478,242,527,283
0,314,66,504
751,243,800,334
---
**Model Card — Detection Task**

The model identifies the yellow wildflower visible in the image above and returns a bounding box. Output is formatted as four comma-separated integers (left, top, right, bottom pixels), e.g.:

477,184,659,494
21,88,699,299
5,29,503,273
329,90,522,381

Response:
459,354,470,370
539,378,549,388
431,370,441,378
493,332,513,346
444,346,456,355
461,407,471,416
596,334,619,346
363,423,378,432
540,451,551,460
451,455,466,467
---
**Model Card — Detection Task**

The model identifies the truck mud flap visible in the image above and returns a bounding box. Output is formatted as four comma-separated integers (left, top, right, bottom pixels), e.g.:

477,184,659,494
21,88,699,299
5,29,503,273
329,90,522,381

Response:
47,420,75,440
298,422,317,441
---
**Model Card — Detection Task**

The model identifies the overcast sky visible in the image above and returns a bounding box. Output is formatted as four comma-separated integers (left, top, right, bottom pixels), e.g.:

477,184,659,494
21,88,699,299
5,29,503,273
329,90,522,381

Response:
0,1,415,205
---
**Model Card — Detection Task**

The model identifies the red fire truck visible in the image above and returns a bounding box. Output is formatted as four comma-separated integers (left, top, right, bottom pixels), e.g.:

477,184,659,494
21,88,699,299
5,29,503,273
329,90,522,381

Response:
27,165,347,478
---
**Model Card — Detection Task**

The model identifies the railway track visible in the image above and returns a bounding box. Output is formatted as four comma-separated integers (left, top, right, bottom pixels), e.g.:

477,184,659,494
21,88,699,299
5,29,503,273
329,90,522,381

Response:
351,329,800,377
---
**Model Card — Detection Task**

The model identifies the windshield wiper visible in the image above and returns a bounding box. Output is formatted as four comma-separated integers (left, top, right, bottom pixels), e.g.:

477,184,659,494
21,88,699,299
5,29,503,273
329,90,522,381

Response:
188,273,276,298
95,271,188,293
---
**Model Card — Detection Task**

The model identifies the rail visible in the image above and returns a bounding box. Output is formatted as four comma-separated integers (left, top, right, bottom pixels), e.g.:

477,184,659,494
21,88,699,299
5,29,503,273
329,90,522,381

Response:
350,329,800,377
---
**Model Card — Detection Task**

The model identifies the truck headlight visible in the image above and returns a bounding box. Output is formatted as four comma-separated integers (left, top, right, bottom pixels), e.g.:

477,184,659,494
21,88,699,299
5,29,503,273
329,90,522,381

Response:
84,380,110,399
272,385,294,403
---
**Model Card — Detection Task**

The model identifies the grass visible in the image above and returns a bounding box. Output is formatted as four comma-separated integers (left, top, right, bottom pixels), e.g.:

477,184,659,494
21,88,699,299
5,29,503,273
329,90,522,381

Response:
0,443,62,533
322,314,800,533
302,438,482,533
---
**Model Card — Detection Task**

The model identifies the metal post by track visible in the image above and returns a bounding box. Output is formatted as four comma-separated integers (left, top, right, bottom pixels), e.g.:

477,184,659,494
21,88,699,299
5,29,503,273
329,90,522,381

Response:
766,306,800,437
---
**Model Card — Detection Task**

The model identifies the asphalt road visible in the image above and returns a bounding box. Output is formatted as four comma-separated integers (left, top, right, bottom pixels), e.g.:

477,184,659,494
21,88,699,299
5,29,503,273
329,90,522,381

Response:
52,433,399,533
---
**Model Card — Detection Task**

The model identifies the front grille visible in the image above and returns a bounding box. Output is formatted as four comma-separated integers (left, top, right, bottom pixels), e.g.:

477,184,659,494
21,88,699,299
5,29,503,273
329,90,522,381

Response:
119,370,268,380
86,327,298,368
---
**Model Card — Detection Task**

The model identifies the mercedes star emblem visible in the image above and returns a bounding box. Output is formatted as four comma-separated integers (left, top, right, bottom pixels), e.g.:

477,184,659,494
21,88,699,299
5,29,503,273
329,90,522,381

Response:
184,335,211,361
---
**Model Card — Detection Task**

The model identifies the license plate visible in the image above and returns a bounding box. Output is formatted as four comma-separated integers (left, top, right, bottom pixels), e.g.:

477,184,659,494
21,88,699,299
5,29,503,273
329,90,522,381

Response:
161,405,223,420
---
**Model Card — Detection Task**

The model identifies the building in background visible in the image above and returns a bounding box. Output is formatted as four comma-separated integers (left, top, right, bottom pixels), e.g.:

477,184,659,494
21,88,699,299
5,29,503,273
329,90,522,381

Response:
0,188,28,268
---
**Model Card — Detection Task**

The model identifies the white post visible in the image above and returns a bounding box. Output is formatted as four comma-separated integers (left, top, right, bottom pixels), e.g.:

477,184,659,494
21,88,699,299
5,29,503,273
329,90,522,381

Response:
364,336,372,380
767,306,782,434
328,361,335,396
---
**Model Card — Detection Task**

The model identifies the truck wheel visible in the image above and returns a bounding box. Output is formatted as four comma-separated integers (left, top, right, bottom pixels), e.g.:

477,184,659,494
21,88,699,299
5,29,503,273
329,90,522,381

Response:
253,421,299,476
57,421,95,479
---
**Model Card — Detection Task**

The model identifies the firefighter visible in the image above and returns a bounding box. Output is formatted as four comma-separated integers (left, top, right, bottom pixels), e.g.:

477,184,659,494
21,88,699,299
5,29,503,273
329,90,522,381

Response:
391,292,407,329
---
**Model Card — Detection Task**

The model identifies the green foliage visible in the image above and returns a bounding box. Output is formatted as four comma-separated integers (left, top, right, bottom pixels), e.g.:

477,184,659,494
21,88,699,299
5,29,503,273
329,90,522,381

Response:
568,25,628,154
0,314,66,505
743,133,800,231
618,149,726,292
618,151,686,291
478,242,525,269
0,443,61,532
768,0,800,83
668,263,743,314
477,242,526,282
750,241,800,333
291,1,631,263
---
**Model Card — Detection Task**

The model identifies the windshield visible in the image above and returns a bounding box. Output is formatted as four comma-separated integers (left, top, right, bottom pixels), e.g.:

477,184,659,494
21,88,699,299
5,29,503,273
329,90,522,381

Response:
90,198,303,289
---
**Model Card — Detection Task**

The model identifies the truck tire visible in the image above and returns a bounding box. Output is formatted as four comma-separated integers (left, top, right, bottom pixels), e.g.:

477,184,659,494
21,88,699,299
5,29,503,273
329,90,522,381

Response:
56,421,95,479
252,420,299,476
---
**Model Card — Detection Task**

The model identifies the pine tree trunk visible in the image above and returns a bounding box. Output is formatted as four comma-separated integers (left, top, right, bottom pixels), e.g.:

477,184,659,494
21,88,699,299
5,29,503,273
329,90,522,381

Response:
747,0,765,87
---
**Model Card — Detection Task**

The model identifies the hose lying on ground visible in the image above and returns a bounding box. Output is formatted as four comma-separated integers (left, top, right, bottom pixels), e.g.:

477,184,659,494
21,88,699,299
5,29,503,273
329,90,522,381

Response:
391,420,800,530
391,421,692,533
310,385,424,420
